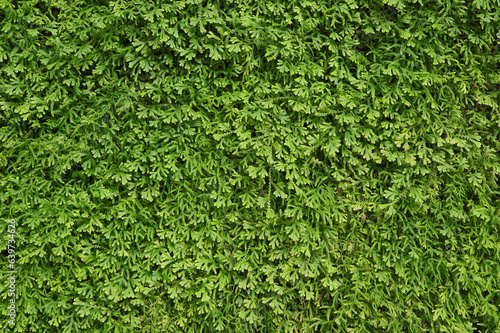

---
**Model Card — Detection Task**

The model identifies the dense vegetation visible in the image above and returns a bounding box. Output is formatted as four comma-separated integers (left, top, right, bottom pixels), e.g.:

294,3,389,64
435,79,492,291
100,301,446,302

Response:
1,0,499,332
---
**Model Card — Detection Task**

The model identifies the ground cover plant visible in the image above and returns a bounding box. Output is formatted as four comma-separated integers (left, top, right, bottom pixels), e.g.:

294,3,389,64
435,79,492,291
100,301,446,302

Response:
1,0,499,332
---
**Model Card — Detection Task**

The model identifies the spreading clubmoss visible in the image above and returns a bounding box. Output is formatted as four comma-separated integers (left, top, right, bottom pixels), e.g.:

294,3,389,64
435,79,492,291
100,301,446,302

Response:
1,0,499,332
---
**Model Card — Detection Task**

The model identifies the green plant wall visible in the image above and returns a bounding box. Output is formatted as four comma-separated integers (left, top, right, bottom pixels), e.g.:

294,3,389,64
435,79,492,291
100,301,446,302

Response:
0,0,499,332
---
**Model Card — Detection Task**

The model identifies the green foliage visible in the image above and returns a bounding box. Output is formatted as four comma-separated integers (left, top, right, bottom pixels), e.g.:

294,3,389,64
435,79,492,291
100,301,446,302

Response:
1,0,499,331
